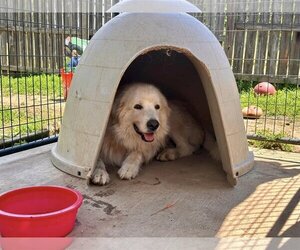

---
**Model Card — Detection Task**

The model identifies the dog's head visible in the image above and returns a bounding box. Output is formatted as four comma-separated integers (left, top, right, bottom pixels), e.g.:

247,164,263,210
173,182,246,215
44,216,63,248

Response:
113,83,170,143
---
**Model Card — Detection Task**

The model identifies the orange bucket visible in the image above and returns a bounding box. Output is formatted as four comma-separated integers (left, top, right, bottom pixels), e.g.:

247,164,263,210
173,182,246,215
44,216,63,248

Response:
60,68,74,100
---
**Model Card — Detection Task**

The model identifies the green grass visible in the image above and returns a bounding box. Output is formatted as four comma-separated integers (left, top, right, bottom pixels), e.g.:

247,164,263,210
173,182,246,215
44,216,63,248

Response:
1,74,62,97
1,74,63,140
0,104,62,140
1,105,42,138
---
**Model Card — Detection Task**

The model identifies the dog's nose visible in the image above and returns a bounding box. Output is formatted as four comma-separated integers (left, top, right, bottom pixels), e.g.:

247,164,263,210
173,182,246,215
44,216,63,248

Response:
147,119,160,131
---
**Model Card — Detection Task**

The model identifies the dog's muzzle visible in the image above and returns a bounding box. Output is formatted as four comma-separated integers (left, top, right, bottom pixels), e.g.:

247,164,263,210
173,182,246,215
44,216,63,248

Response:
133,124,155,143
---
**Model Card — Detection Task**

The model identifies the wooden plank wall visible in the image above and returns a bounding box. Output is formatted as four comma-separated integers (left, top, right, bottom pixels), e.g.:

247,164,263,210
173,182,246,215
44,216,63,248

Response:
0,0,299,84
198,0,300,84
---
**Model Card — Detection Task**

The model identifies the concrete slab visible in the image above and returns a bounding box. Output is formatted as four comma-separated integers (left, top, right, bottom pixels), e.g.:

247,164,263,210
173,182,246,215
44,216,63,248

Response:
0,144,299,237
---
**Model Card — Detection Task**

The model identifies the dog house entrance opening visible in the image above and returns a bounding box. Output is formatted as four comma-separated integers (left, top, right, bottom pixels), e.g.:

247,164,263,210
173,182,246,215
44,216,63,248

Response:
120,48,214,130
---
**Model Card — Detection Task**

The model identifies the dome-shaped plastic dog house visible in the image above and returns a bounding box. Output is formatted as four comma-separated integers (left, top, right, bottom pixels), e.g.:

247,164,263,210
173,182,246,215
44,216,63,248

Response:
51,0,254,186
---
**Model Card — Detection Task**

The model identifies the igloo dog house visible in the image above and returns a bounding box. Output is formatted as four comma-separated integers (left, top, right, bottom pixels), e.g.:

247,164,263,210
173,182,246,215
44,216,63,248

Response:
51,0,254,186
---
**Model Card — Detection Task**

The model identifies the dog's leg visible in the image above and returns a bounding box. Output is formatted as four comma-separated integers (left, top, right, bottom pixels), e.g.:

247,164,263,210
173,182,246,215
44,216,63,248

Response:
157,102,204,162
118,152,143,180
157,135,196,161
87,159,110,185
157,132,220,162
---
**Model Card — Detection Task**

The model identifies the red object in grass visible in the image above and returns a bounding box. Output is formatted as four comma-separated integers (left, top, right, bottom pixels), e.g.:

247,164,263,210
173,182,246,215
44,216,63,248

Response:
60,68,74,100
254,82,276,95
0,186,83,237
242,105,263,119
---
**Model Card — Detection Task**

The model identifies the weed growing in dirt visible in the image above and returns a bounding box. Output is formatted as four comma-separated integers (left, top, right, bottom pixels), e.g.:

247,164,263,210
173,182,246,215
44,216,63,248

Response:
249,130,294,152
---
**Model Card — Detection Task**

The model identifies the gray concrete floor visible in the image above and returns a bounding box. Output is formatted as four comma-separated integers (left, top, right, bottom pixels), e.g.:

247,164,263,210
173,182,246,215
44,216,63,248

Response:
0,144,299,238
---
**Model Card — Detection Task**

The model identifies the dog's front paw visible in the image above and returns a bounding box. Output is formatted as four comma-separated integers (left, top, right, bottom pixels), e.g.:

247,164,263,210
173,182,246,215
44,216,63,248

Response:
89,168,110,185
157,148,180,161
118,164,140,180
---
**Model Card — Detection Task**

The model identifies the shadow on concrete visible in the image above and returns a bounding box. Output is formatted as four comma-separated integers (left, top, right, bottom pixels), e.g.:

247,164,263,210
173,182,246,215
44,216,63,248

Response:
216,159,300,238
267,189,300,237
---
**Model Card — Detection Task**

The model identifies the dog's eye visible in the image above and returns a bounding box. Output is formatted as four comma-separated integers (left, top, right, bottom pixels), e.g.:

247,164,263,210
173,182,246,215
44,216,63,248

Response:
155,104,160,110
134,104,143,110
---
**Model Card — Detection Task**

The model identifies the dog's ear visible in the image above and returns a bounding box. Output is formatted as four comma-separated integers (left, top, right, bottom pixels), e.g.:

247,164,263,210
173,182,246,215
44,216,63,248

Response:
165,103,171,118
161,96,171,117
110,96,126,123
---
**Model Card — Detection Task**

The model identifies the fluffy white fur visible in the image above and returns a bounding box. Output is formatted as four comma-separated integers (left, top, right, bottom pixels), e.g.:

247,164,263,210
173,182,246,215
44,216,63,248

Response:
87,83,219,185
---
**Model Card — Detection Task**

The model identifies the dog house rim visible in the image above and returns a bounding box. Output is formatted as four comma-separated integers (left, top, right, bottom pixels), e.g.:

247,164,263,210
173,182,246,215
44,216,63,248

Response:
52,45,217,178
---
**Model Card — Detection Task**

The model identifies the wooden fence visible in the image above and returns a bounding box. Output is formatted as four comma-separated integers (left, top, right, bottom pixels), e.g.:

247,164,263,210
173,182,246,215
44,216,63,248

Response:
0,1,299,84
197,11,300,84
0,11,111,74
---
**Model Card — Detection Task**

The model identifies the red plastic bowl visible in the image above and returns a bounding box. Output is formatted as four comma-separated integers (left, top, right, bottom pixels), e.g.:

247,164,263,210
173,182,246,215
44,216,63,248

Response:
0,186,83,237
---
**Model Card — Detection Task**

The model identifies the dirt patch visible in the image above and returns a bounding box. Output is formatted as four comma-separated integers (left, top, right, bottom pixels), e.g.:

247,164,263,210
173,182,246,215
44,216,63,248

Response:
82,194,121,216
244,117,300,152
244,116,300,138
95,189,115,197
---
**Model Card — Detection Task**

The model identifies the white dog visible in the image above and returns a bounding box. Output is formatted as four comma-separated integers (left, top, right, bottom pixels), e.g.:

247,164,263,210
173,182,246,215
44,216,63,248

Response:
87,83,219,185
